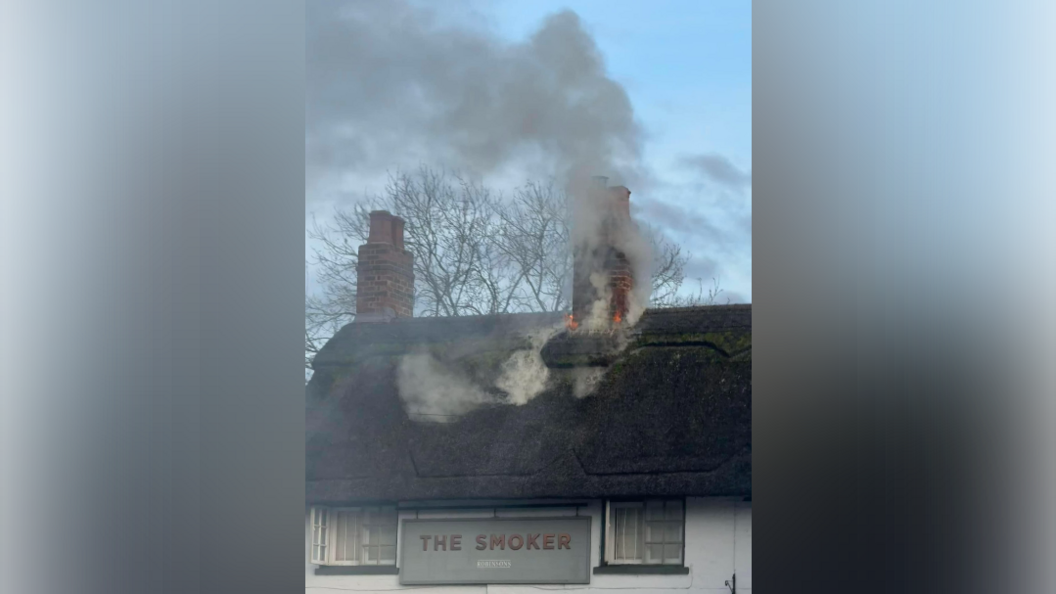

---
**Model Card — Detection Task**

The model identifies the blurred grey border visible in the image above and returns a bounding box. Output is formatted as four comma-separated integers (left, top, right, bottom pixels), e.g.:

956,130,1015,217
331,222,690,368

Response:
754,1,1056,593
1,1,305,593
2,1,1054,594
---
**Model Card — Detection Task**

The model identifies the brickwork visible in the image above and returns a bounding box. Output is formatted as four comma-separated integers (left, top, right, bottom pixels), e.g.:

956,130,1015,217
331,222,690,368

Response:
356,211,415,320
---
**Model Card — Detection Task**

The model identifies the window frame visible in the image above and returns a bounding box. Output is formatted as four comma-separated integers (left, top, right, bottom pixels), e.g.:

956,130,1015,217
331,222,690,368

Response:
602,498,686,567
309,505,398,567
607,501,645,564
310,507,329,565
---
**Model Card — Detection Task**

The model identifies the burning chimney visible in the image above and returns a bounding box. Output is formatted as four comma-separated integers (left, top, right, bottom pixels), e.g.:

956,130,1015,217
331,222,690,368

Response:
355,211,414,322
571,178,634,328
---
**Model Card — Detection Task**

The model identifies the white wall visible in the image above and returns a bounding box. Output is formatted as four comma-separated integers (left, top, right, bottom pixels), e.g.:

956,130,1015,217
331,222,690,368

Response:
306,497,751,594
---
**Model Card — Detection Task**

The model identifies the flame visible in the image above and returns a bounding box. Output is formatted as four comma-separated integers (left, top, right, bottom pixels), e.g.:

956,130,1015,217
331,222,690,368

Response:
565,313,579,330
613,311,622,324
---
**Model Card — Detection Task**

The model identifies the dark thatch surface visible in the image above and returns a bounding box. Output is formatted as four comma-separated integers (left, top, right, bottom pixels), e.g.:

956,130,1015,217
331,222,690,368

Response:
306,304,751,504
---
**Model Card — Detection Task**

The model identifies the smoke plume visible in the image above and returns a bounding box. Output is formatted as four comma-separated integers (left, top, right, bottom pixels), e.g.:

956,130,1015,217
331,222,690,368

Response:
495,326,561,405
308,1,656,317
317,1,659,418
396,324,563,421
307,0,643,194
571,368,607,399
395,351,494,422
570,179,655,330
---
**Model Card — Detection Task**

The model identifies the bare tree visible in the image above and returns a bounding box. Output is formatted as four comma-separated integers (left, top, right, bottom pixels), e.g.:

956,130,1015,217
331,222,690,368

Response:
641,223,689,307
305,208,367,375
494,179,573,312
306,166,697,373
658,276,727,307
395,170,510,316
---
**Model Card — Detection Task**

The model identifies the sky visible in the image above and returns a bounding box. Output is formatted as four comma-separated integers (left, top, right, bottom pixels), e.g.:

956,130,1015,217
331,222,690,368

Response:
306,0,751,304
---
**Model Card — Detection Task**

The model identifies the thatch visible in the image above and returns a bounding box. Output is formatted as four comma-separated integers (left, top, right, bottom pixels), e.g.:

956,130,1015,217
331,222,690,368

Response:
306,305,751,504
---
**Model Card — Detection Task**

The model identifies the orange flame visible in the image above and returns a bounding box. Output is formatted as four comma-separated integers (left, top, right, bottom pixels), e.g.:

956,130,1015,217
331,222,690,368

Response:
565,313,579,330
613,311,622,324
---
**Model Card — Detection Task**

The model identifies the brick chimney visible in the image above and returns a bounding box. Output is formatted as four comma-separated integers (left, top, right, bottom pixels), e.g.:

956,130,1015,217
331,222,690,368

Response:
571,178,634,327
355,211,414,322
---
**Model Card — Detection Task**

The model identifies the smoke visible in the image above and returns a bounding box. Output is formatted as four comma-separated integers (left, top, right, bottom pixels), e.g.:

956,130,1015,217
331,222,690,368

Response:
307,0,754,313
396,324,563,421
571,368,607,399
309,0,659,322
619,217,654,324
570,179,655,329
307,0,643,196
396,351,495,422
581,272,615,331
495,325,562,405
318,1,660,418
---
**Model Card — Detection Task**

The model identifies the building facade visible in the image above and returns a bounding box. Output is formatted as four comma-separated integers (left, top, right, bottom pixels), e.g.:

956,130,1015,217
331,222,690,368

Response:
306,193,752,592
304,498,751,592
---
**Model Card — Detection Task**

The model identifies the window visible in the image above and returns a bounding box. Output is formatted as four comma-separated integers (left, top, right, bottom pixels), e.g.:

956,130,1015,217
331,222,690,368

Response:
310,506,397,566
310,507,328,564
604,500,684,565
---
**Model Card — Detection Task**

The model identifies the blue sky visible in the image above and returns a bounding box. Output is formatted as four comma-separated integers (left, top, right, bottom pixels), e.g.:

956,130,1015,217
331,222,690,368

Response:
306,0,751,303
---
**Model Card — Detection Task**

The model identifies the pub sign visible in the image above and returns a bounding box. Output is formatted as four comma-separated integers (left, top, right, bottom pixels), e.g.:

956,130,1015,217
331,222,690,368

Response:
399,516,592,585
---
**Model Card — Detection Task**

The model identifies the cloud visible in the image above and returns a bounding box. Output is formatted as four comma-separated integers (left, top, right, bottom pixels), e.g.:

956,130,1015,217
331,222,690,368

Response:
682,257,720,284
634,197,737,248
722,290,748,304
632,191,750,304
678,153,752,191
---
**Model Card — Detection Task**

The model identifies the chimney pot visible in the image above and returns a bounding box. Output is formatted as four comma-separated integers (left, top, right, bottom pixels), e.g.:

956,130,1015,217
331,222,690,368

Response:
591,175,609,188
367,211,397,244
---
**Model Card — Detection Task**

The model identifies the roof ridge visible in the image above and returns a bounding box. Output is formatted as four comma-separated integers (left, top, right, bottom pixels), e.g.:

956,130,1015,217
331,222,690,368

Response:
381,303,752,324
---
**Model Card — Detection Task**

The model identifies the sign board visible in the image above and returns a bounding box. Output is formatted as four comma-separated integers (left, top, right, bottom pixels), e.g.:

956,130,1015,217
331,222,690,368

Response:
399,516,592,585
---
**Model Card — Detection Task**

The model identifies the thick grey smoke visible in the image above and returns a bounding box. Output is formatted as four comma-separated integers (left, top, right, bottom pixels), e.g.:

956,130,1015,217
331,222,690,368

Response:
309,1,656,322
315,1,659,417
307,0,643,195
307,0,656,307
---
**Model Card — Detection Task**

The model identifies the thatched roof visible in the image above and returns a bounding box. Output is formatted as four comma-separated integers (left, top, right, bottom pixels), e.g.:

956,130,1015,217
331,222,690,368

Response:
306,304,751,504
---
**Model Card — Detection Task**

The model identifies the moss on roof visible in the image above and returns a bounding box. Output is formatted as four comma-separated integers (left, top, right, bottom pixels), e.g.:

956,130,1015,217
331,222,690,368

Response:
306,304,751,504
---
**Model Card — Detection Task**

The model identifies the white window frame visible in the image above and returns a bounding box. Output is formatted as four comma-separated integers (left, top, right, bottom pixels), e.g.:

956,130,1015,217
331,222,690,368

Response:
310,507,329,565
606,501,645,564
309,506,398,567
604,499,685,566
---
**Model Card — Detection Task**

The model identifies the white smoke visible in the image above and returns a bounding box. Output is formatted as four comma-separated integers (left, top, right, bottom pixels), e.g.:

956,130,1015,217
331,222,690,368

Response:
620,216,655,324
396,324,564,421
395,351,495,422
570,181,655,330
572,367,606,399
495,325,562,405
581,271,615,331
